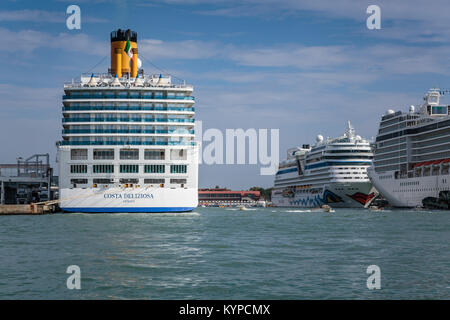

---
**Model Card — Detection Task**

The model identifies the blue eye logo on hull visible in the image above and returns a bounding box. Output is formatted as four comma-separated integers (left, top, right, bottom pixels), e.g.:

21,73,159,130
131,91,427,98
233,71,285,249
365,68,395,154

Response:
289,190,343,207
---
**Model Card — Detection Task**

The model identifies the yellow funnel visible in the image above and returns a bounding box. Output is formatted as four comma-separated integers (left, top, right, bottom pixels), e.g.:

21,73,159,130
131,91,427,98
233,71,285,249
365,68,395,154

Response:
110,29,138,78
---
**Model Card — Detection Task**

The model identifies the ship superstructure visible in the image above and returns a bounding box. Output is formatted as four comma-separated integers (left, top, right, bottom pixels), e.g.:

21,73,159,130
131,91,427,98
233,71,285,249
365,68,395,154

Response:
272,122,377,208
368,88,450,208
57,29,198,212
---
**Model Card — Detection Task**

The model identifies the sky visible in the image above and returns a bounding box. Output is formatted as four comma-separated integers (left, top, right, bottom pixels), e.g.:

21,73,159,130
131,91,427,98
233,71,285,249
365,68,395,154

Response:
1,0,450,189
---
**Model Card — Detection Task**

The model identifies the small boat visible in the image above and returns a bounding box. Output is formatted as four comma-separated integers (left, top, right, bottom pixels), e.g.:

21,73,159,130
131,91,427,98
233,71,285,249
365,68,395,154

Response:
369,205,384,212
312,204,333,212
238,205,248,211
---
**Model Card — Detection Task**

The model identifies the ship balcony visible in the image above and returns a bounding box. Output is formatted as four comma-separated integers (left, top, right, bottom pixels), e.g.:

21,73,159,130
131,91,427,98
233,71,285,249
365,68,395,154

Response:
62,95,195,101
62,118,195,124
62,129,194,135
60,140,197,146
62,106,195,113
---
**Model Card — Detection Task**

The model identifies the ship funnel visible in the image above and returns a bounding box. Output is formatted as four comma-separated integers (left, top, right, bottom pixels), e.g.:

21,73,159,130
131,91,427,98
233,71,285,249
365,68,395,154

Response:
110,29,139,78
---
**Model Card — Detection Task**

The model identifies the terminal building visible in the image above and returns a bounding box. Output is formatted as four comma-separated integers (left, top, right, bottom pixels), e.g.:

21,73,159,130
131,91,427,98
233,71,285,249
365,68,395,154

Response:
0,154,54,205
198,188,260,206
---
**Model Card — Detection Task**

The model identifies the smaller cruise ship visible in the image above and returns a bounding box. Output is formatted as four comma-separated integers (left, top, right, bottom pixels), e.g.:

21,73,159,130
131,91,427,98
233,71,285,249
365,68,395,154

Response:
272,122,377,208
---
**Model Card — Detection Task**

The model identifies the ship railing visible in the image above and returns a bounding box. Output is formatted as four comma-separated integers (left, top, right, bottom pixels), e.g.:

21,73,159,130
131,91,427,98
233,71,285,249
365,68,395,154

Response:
62,118,195,123
60,141,196,146
62,95,195,100
62,129,194,134
62,106,195,112
63,73,193,89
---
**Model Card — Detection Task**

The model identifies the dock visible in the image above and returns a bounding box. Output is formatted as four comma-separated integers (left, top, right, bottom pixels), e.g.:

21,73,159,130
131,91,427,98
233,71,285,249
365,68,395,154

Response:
0,202,58,215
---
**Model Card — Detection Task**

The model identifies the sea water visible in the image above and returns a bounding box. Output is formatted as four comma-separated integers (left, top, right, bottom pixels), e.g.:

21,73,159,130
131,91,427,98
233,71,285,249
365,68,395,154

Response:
0,207,448,299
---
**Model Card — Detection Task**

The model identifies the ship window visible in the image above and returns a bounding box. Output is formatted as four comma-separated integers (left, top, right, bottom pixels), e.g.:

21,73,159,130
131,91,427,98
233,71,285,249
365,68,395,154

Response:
70,165,87,174
120,164,139,173
71,149,87,160
170,179,187,184
144,149,165,160
170,149,187,160
93,164,114,173
119,178,139,184
432,106,447,115
144,178,165,184
144,165,165,173
93,178,114,184
120,149,139,160
70,179,88,184
170,165,187,174
93,149,114,160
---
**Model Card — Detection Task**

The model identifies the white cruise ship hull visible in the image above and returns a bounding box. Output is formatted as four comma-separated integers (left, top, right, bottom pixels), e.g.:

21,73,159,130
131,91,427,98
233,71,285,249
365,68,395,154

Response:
272,182,376,208
60,187,198,213
369,169,449,208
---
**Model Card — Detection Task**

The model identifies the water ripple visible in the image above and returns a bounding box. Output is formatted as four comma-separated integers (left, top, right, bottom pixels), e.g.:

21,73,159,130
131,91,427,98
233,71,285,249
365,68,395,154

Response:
0,208,448,299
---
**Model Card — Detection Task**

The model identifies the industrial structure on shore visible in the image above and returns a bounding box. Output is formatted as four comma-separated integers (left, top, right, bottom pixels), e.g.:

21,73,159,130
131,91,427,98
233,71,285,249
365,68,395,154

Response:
0,154,54,205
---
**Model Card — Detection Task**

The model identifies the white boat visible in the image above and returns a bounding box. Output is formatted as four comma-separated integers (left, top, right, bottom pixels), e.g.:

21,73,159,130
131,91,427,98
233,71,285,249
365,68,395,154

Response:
271,121,378,208
368,205,384,212
312,205,334,213
57,29,198,213
368,88,450,208
256,200,267,207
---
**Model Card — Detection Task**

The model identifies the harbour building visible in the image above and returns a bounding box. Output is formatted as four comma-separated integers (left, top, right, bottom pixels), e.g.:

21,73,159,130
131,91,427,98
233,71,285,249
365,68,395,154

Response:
198,188,261,206
57,29,198,212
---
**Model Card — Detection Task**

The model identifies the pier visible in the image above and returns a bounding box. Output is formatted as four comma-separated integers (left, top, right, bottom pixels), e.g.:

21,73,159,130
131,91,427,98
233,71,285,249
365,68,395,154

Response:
0,201,58,215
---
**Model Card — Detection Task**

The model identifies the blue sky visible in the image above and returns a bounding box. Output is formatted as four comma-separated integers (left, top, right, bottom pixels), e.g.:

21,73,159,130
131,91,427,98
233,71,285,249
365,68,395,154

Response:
1,0,450,189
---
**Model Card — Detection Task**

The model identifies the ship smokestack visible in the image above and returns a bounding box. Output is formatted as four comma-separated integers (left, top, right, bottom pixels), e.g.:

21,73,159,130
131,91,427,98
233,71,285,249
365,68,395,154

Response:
110,29,138,78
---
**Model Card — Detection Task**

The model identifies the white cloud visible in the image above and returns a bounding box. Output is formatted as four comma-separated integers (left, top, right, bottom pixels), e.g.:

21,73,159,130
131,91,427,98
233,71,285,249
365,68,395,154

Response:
0,27,107,55
0,9,107,23
228,46,349,69
139,39,224,60
157,0,450,43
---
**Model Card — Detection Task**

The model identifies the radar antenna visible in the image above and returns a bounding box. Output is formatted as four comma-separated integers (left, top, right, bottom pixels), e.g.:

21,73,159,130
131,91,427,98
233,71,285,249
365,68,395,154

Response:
346,120,355,139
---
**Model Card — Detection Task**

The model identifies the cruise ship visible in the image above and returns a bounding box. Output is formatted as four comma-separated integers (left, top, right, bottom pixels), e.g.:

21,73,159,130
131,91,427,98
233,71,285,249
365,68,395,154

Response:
368,88,450,208
272,122,377,208
57,29,198,212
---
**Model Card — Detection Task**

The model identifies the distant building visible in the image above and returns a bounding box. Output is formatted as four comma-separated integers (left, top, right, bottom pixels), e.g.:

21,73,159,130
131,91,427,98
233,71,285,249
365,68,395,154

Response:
198,188,260,206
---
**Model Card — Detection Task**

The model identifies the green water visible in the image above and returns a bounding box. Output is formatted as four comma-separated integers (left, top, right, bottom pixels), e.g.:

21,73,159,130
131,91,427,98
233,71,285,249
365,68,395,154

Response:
0,207,448,299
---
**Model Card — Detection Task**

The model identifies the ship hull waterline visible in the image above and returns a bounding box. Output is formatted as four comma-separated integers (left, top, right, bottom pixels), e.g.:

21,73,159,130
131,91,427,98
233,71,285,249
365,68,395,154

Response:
272,182,377,208
59,187,198,213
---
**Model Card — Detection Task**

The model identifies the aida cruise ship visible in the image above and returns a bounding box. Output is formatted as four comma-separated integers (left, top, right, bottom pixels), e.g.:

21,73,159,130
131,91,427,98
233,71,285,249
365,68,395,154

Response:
368,88,450,208
272,122,377,208
57,29,198,212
